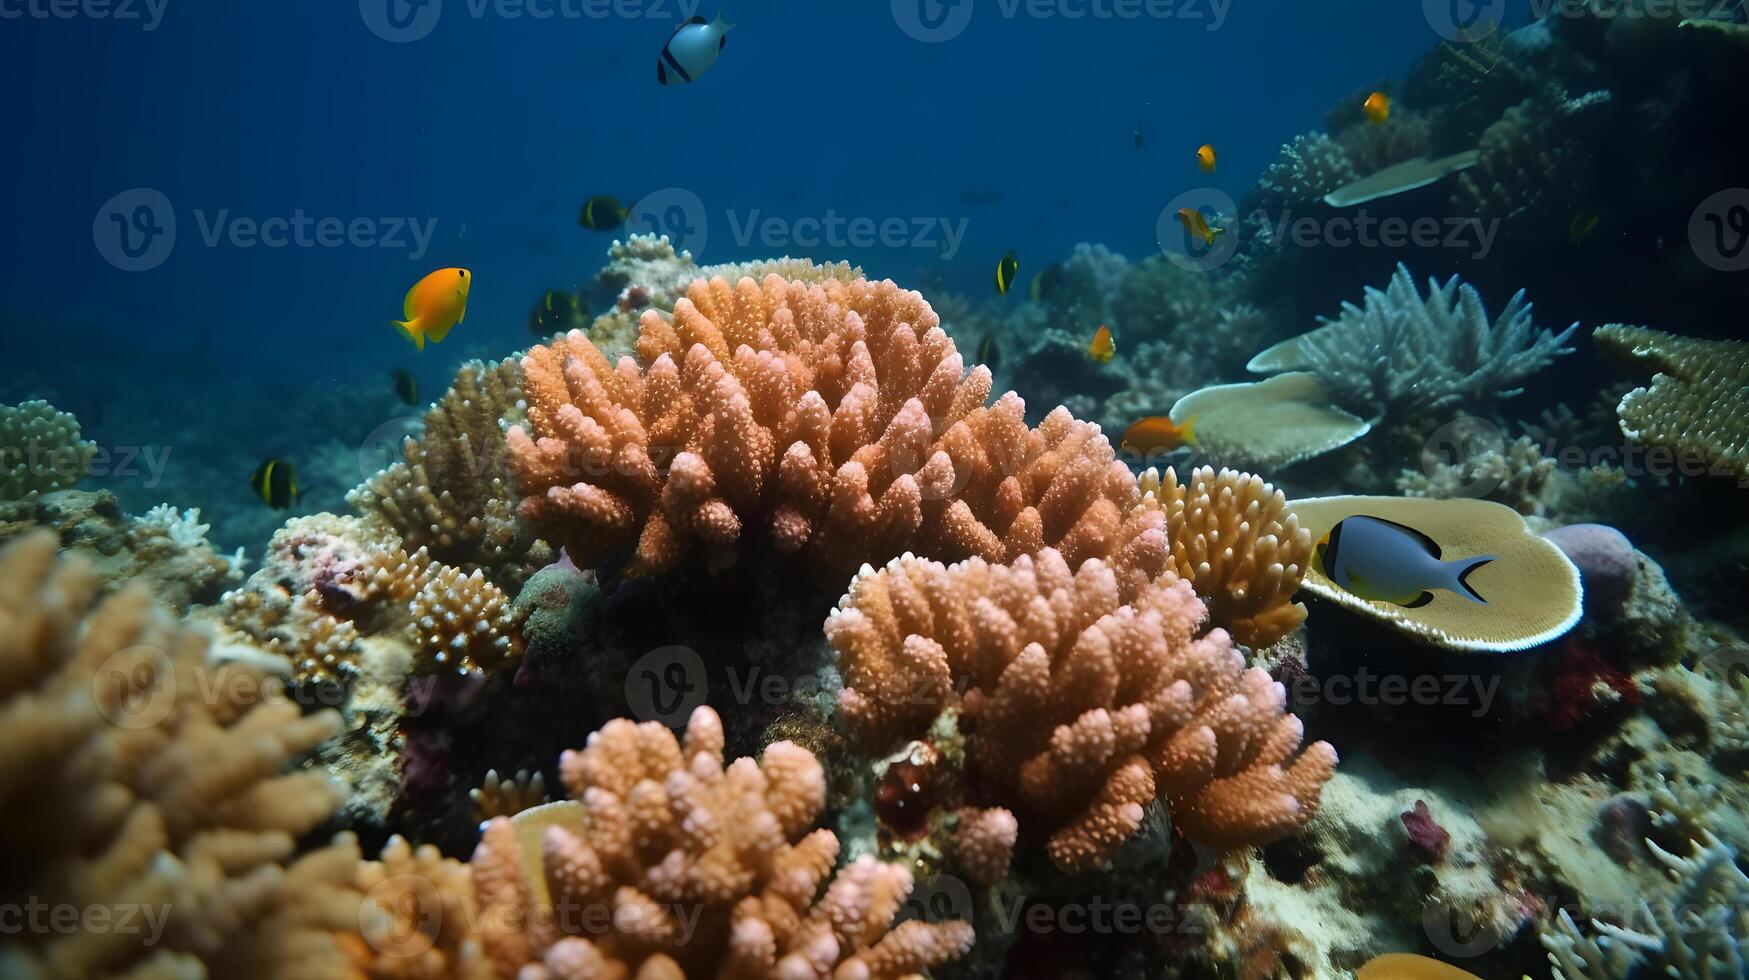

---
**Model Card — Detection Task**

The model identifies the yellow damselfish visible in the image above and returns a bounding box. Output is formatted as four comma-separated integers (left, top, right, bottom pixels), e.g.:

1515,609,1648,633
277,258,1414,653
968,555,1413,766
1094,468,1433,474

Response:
394,267,470,352
1087,324,1115,364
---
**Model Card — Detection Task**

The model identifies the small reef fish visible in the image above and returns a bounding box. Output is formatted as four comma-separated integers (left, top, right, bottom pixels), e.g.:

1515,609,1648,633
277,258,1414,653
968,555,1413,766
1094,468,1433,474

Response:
1087,324,1115,364
1176,207,1222,246
995,250,1019,295
977,331,1001,373
1364,90,1391,126
1120,415,1197,455
392,369,419,406
250,458,299,510
1196,143,1217,173
578,195,629,231
1569,208,1601,243
1316,515,1495,608
657,12,735,85
1029,263,1064,302
530,289,585,336
1355,953,1482,980
393,268,470,352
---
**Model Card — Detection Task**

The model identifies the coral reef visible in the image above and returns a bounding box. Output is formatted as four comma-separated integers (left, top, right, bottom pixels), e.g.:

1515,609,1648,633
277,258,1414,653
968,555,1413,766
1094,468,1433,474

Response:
469,706,976,977
508,274,1135,578
0,399,94,498
1242,133,1360,217
825,545,1337,871
347,357,534,575
1168,373,1372,471
1594,325,1748,485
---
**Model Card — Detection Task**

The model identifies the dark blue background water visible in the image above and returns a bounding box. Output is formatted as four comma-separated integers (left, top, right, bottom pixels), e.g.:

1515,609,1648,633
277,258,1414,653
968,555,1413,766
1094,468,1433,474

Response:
2,0,1469,394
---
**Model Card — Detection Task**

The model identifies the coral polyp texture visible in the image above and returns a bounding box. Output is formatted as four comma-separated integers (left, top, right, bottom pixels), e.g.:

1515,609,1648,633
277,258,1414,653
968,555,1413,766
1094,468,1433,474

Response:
508,273,1136,577
825,546,1338,872
347,357,531,571
0,530,345,978
469,705,975,978
0,399,95,498
1594,325,1748,485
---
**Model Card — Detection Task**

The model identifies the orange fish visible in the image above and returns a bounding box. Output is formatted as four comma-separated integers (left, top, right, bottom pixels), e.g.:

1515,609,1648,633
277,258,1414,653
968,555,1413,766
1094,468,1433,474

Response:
1363,91,1391,126
393,267,471,351
1121,415,1197,455
1196,143,1216,173
1176,207,1222,246
1087,324,1115,364
1355,953,1481,980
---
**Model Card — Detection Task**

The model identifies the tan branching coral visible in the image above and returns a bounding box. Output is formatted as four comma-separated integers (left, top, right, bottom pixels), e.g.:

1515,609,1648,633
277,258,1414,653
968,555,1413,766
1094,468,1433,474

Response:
470,768,549,822
507,274,1136,577
348,358,531,571
408,562,520,675
826,547,1338,871
1133,466,1314,649
0,530,346,978
1595,325,1749,484
953,807,1019,885
469,706,975,978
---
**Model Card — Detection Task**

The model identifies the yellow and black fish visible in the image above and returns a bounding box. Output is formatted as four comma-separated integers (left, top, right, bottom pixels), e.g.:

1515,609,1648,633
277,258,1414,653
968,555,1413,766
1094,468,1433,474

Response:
578,195,630,231
1029,263,1065,303
994,250,1019,295
392,369,419,406
529,289,586,336
977,331,1001,373
250,458,299,510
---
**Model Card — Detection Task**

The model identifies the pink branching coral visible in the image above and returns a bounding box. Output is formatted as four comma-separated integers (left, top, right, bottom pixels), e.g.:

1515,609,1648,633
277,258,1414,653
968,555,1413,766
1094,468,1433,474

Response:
825,547,1338,872
506,274,1135,576
470,706,975,978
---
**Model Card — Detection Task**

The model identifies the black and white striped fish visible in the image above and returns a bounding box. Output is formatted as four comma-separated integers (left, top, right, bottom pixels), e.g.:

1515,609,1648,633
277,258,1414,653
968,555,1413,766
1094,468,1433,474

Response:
656,12,735,85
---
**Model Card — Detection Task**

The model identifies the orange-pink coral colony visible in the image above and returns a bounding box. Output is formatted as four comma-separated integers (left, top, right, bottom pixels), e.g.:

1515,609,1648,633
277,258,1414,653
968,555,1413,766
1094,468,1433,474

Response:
470,706,974,978
507,274,1136,576
825,547,1338,872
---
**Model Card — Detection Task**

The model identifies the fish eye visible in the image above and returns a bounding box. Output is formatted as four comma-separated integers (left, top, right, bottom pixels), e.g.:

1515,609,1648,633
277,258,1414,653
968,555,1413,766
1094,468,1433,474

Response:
458,269,467,277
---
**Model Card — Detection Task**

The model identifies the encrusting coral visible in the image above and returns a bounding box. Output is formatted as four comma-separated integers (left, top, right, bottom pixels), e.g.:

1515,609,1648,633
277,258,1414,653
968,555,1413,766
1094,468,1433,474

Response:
469,705,976,978
508,273,1136,578
0,530,345,978
1594,325,1748,485
347,357,532,573
825,545,1337,872
1,399,95,499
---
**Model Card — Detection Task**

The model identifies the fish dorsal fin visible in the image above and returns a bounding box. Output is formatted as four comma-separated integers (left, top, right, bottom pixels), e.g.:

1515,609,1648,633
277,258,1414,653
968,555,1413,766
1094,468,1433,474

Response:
1360,514,1443,558
402,279,421,320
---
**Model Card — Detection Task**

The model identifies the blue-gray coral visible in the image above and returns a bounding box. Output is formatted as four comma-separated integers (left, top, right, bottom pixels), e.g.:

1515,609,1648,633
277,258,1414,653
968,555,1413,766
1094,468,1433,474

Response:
1290,263,1578,421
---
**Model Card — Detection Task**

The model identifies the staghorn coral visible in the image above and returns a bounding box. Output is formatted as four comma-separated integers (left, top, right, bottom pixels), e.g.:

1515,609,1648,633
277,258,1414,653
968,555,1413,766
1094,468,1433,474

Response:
1241,132,1360,217
469,705,975,978
0,399,95,498
1542,831,1748,980
1398,431,1559,516
1279,263,1578,422
0,530,346,979
1135,466,1315,650
1451,89,1608,226
407,562,521,675
825,546,1337,872
348,357,532,573
508,274,1136,578
1594,325,1749,485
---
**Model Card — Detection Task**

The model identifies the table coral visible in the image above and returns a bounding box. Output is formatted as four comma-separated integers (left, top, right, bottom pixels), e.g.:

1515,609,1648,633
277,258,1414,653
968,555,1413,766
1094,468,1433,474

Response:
469,705,975,978
825,546,1337,872
1594,325,1749,486
348,357,532,573
508,273,1136,578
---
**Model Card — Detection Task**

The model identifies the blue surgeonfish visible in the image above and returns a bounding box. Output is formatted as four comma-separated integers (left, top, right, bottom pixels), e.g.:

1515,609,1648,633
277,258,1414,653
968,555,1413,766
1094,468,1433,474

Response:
657,13,735,85
1315,515,1495,607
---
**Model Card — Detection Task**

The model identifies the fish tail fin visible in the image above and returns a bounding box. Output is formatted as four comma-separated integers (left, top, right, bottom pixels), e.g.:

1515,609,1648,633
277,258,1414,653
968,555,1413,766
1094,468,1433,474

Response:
1451,555,1496,604
394,319,425,351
